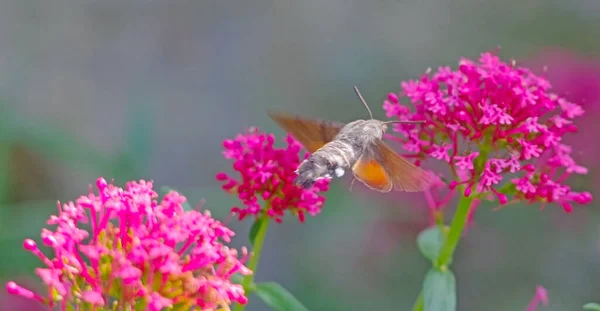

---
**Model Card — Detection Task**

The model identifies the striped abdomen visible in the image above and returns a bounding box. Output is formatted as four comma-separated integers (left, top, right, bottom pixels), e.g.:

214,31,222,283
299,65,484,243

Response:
294,139,360,188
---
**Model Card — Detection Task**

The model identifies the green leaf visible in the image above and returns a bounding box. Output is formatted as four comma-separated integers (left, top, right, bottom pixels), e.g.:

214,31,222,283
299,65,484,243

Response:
255,282,310,311
249,217,267,246
417,226,446,263
583,303,600,310
474,142,491,173
423,268,456,311
497,181,518,195
159,186,192,211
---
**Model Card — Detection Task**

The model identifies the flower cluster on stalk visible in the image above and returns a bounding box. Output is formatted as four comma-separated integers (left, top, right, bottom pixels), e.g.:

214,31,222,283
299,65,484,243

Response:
217,128,329,223
6,178,251,311
383,52,593,212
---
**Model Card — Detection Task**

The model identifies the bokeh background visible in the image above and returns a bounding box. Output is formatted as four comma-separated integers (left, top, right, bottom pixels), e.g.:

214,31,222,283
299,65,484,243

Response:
0,1,599,310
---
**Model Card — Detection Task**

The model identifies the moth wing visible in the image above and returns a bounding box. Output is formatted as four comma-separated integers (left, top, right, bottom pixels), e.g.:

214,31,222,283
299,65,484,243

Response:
351,151,393,192
374,140,435,192
267,111,344,153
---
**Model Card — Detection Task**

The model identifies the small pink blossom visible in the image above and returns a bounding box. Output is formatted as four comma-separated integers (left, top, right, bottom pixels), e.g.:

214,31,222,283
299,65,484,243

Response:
513,175,537,194
81,290,104,306
454,152,479,171
383,51,593,212
518,139,542,160
217,128,330,223
478,165,502,191
6,178,251,310
430,143,452,163
2,279,46,311
526,285,549,311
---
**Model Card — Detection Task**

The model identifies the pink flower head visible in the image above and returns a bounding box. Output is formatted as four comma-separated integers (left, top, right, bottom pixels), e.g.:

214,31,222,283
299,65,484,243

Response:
217,128,330,223
6,178,251,310
384,51,593,212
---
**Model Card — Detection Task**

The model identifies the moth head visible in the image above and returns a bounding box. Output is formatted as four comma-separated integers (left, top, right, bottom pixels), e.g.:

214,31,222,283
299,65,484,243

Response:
379,121,388,132
359,119,387,139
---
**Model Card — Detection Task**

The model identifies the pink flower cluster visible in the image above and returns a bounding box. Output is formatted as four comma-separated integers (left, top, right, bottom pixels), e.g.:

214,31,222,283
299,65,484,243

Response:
217,128,329,223
383,52,593,212
6,178,251,310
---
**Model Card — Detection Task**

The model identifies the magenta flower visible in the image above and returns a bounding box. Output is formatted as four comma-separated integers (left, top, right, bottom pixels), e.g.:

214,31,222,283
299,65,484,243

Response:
6,178,251,310
1,278,46,311
383,52,593,212
217,128,329,223
526,285,549,311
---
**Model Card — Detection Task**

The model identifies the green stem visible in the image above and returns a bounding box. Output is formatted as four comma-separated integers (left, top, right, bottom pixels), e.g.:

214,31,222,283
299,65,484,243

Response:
411,292,424,311
433,210,444,226
234,215,270,311
435,190,473,268
411,187,474,310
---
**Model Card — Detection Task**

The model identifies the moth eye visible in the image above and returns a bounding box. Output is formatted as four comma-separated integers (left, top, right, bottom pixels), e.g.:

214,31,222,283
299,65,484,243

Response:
334,167,345,177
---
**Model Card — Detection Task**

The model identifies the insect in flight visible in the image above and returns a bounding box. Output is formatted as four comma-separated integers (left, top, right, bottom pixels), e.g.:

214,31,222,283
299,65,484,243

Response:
268,86,435,192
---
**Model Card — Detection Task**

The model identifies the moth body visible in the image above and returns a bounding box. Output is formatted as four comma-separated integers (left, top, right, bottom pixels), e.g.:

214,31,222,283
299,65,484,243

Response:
294,119,387,188
268,85,433,192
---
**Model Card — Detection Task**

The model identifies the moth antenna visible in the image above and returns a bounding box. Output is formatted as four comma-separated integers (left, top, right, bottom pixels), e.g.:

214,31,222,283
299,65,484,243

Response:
382,120,426,125
353,85,374,119
349,177,356,192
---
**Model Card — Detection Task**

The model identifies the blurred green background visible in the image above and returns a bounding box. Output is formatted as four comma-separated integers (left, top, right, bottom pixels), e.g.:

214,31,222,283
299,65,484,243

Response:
0,1,599,310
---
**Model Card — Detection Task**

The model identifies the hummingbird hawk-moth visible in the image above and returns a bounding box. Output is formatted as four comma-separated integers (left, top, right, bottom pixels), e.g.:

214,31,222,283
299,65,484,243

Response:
268,86,434,192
